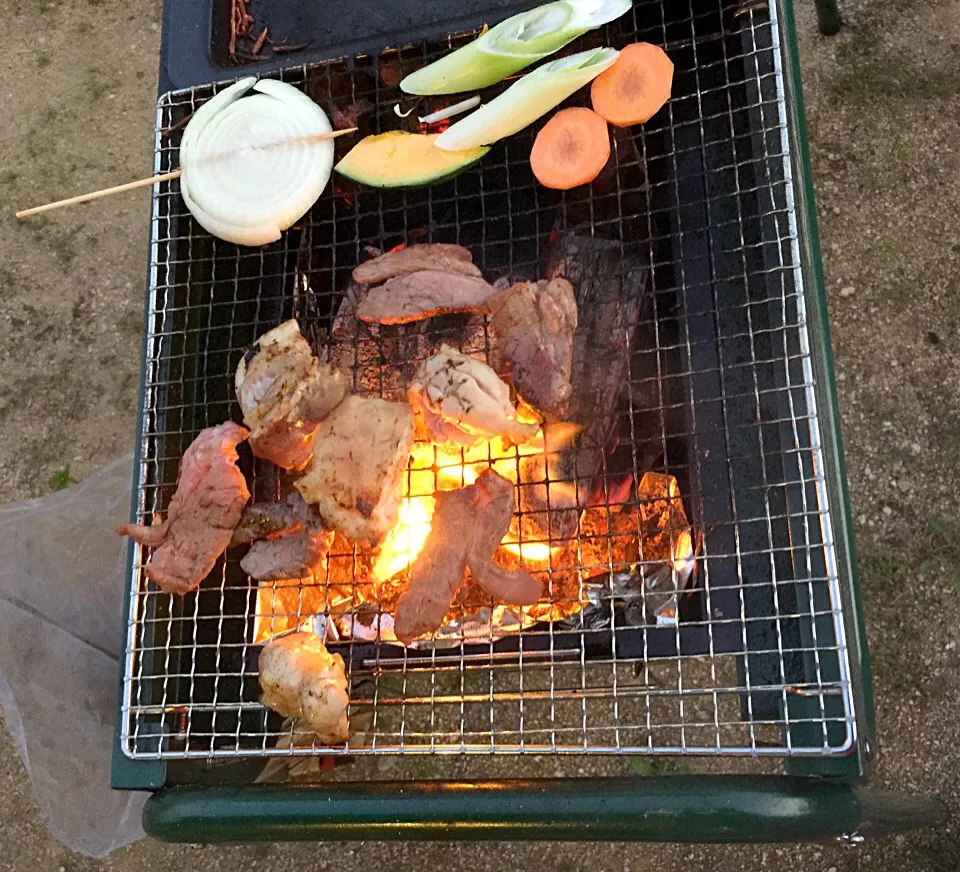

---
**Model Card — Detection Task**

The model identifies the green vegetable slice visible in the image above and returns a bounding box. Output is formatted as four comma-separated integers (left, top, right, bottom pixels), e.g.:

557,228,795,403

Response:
400,0,631,95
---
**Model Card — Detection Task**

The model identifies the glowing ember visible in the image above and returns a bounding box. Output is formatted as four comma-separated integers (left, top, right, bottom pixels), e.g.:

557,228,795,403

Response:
371,416,581,580
372,495,434,581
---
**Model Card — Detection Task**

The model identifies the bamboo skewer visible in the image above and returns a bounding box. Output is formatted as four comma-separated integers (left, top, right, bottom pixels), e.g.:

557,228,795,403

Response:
15,127,358,219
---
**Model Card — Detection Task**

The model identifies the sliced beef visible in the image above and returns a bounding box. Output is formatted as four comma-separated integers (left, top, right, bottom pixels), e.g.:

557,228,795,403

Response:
393,470,541,645
117,422,251,595
488,276,578,420
352,243,480,284
233,492,334,581
355,270,501,325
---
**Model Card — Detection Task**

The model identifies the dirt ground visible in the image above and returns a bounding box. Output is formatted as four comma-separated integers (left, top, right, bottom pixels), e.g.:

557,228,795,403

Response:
1,0,958,867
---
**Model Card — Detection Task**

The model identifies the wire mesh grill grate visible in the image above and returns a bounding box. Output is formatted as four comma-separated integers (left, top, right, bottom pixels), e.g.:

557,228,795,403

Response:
121,0,858,759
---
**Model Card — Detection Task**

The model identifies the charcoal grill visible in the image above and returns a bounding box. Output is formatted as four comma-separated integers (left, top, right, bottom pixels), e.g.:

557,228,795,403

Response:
113,0,945,843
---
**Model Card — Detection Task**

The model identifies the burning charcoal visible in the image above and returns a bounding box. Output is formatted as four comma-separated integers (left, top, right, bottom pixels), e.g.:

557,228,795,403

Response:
573,472,695,628
526,233,648,538
331,98,373,131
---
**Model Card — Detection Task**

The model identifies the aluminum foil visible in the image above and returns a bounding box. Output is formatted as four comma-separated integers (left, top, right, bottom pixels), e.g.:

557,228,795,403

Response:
251,471,696,648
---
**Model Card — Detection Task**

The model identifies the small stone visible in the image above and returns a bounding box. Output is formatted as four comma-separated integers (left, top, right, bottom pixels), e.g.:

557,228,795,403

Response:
911,442,922,454
840,285,855,297
828,867,838,872
150,21,159,30
882,506,892,516
836,371,846,381
832,206,841,215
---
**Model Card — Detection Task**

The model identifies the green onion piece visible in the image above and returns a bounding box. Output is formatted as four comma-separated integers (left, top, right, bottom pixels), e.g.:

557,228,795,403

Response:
400,0,631,95
434,47,619,151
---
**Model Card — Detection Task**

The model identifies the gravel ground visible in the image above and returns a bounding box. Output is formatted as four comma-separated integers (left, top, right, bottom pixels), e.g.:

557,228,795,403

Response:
1,0,958,868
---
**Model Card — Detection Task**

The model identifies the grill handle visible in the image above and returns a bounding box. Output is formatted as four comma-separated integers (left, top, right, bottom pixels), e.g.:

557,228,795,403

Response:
142,776,945,843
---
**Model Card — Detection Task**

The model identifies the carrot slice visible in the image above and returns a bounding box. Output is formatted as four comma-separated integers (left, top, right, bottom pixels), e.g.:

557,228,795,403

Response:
530,107,610,190
591,42,674,128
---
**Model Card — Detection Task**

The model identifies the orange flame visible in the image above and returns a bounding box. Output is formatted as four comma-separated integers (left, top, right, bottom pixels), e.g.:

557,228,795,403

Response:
371,419,581,580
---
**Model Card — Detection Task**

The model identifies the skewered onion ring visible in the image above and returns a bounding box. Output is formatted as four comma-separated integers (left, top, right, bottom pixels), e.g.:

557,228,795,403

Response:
179,77,334,246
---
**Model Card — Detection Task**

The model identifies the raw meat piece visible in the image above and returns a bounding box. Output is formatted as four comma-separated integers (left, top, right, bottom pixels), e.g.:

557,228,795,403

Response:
234,493,334,581
355,270,501,324
393,470,541,645
408,345,538,447
117,422,251,595
295,395,415,546
489,276,577,420
352,243,480,284
235,319,347,470
258,631,349,744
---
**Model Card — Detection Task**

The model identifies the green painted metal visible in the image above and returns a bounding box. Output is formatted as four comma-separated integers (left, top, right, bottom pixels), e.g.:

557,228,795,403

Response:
110,217,167,792
143,777,945,843
775,0,876,780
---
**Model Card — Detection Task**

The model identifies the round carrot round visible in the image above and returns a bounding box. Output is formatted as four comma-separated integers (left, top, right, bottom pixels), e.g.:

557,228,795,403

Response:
591,42,674,128
530,107,610,191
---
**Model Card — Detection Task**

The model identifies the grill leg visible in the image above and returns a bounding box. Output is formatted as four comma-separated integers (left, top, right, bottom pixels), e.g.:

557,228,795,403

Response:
814,0,843,35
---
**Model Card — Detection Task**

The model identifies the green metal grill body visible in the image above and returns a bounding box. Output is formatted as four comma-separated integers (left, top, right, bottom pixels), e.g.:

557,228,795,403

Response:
113,0,945,843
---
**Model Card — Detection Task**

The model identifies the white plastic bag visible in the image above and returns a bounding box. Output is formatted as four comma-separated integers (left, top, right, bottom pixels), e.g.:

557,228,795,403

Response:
0,455,147,858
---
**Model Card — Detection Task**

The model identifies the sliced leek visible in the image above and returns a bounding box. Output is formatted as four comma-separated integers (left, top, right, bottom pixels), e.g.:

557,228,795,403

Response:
179,77,335,246
435,47,619,151
400,0,631,95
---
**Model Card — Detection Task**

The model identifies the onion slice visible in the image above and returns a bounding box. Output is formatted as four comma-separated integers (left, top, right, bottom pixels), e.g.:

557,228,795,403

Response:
179,76,335,246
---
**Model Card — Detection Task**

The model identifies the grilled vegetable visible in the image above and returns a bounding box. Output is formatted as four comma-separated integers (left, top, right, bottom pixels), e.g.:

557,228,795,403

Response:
590,42,674,126
435,47,619,151
400,0,631,95
179,77,334,246
530,106,610,189
334,130,489,188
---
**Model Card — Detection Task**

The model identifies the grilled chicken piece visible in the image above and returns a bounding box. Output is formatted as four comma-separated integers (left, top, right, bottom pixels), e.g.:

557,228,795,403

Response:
408,345,538,447
259,631,349,744
233,493,334,581
236,319,347,470
352,243,481,284
394,470,541,645
489,277,578,420
117,422,250,595
355,270,501,325
295,395,415,546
